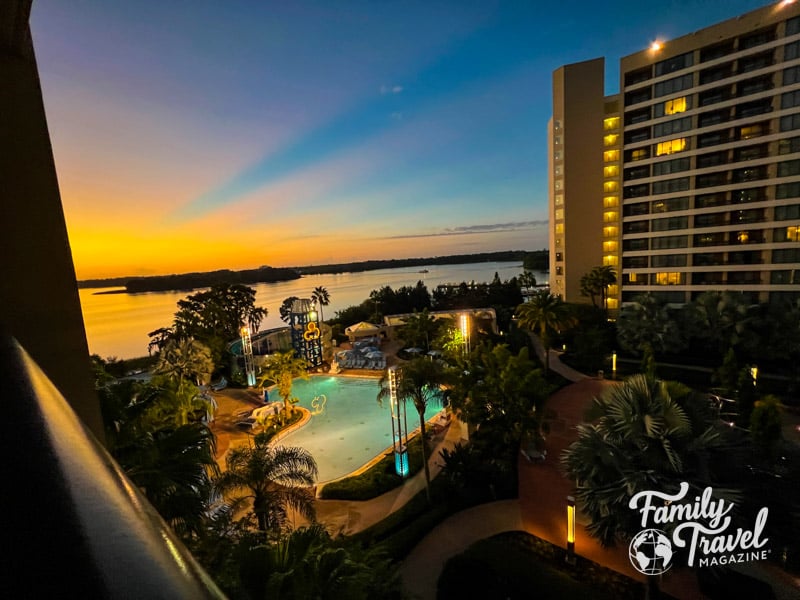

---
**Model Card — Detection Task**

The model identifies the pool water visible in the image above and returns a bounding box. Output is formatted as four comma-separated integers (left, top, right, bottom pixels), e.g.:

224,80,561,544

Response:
276,376,442,483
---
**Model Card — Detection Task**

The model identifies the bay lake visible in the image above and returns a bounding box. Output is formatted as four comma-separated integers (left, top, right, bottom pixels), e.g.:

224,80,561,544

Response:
79,261,545,359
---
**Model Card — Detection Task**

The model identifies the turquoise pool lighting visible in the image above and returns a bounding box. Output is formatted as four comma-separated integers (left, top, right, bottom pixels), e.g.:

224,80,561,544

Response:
276,376,441,483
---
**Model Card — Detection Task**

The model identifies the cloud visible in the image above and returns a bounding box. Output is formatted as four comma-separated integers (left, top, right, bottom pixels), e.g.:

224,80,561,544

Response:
380,84,404,95
383,220,547,240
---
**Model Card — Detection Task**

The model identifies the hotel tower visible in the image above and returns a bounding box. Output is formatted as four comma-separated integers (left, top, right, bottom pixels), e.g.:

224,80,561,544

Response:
549,1,800,309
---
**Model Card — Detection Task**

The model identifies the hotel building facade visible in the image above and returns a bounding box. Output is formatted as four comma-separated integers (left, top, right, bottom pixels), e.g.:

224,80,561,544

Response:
549,1,800,308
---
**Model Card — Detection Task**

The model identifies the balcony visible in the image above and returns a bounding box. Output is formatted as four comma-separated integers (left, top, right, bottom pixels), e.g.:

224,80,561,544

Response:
1,336,225,599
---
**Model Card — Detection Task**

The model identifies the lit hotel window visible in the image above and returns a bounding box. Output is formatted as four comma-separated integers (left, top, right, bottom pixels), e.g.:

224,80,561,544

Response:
554,165,563,176
604,150,620,162
604,195,619,208
604,181,619,193
656,138,687,156
604,211,618,222
555,194,564,206
555,209,564,220
607,298,619,309
631,148,648,161
629,273,639,283
555,135,563,145
604,165,619,177
555,179,563,191
655,272,683,285
555,223,564,234
603,255,618,266
787,226,800,241
665,97,687,115
604,117,620,131
603,226,618,237
604,134,619,147
603,241,618,252
554,150,563,161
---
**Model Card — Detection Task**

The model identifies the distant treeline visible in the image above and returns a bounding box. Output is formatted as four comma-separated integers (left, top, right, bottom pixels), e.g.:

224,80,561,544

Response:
296,250,546,275
81,267,301,293
79,250,549,293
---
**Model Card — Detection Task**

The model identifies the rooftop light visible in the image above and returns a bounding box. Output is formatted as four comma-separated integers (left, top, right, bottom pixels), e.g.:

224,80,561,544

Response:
650,41,662,51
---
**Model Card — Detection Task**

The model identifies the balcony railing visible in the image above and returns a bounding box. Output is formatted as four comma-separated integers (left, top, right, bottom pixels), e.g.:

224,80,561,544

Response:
1,335,226,599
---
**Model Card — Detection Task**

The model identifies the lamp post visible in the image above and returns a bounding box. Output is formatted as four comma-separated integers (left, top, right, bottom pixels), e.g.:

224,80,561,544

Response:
566,495,576,564
612,351,617,379
460,313,470,355
241,326,256,387
388,366,409,477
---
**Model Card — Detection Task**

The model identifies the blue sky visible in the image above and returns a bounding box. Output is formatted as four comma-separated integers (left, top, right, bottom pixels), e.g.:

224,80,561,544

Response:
30,0,772,278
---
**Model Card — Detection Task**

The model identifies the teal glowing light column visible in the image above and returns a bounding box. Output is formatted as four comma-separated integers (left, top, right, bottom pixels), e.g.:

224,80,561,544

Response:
388,366,409,477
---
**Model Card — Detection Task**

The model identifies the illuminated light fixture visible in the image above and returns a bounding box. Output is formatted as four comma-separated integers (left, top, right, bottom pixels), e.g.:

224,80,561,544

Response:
240,326,256,387
781,0,796,7
388,366,409,477
566,495,576,563
650,41,662,51
612,351,617,378
751,365,758,385
460,313,471,355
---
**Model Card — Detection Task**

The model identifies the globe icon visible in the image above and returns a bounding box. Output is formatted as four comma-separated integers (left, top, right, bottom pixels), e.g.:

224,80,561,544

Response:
629,529,673,575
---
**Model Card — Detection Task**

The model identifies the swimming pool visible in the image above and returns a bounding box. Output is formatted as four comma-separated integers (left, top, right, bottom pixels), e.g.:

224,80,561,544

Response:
275,376,442,483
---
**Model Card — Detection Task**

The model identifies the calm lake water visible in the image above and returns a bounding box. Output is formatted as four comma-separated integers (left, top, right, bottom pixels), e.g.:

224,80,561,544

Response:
79,261,543,359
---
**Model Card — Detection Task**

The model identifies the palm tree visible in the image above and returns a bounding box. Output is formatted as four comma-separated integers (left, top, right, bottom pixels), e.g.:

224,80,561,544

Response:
214,439,318,535
154,337,214,391
310,286,331,322
279,296,300,323
580,266,617,310
378,358,448,502
257,350,309,417
561,375,723,547
516,290,574,373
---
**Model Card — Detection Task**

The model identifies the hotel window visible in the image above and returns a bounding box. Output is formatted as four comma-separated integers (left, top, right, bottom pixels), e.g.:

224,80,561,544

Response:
554,120,563,131
604,181,619,193
603,241,618,252
779,160,800,177
554,165,563,177
604,150,620,162
625,127,651,144
700,40,734,63
604,134,619,147
699,63,733,85
651,235,688,250
652,254,687,268
738,50,774,74
735,99,772,119
777,182,800,199
653,177,689,195
784,66,800,86
555,266,563,275
555,208,564,221
738,122,768,140
625,165,650,180
655,138,687,156
603,195,619,208
698,130,730,148
696,192,727,208
623,256,649,268
732,165,768,183
664,96,689,115
739,26,776,50
698,108,730,128
737,75,773,97
775,204,800,221
603,255,618,266
554,150,563,160
783,91,800,111
655,51,693,76
604,165,619,178
655,96,692,117
652,157,690,176
652,272,685,285
604,117,620,131
555,237,562,246
626,147,651,162
773,248,800,263
623,202,649,216
653,117,692,139
696,171,728,188
555,223,564,234
623,272,646,285
781,113,800,132
623,183,649,199
732,188,767,204
603,226,618,237
652,216,688,231
623,220,649,234
734,144,768,162
623,238,649,251
625,66,652,86
785,41,800,62
555,179,563,191
778,137,800,154
604,211,619,223
555,252,563,262
625,87,652,106
788,16,800,37
770,271,799,284
625,108,651,125
555,194,564,206
654,74,693,98
699,84,733,107
775,225,800,241
652,196,689,213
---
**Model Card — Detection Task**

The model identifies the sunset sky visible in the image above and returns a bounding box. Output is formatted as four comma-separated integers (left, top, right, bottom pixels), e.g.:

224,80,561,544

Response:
31,0,769,279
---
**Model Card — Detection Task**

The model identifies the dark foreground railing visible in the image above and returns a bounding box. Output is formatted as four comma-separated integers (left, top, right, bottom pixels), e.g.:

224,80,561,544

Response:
0,335,226,598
